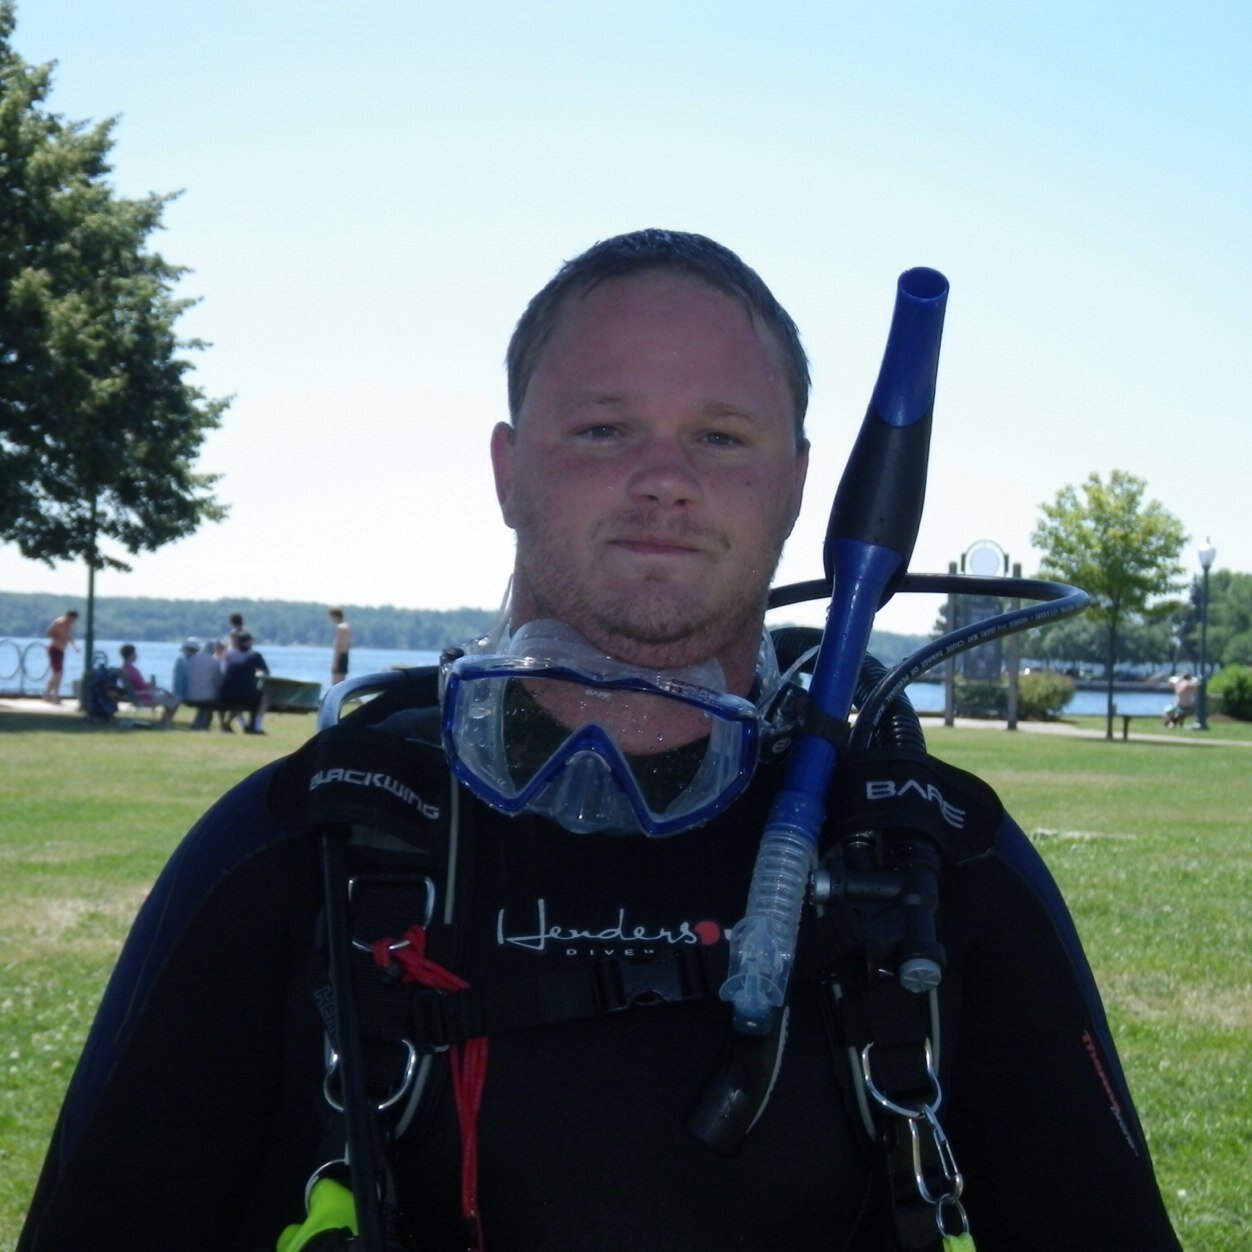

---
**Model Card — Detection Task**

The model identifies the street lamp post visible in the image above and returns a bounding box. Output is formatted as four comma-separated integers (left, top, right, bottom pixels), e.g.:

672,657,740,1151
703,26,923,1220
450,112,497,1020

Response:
1194,541,1216,731
954,539,1010,725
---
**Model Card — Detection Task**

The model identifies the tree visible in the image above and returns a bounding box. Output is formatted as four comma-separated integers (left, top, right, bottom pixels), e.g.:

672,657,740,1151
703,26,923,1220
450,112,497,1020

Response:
1204,569,1252,667
0,1,229,681
1027,614,1106,672
1031,470,1186,739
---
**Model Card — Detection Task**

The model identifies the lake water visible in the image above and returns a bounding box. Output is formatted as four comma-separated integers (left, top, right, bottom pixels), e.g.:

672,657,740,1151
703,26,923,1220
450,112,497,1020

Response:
902,678,1170,717
0,637,441,699
3,635,1175,718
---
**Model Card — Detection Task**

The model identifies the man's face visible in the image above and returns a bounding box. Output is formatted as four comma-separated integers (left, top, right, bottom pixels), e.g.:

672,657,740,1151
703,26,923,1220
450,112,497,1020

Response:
492,271,808,692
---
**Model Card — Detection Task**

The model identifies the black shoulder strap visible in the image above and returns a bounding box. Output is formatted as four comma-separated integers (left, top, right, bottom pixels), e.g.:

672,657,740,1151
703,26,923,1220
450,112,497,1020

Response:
822,974,952,1251
265,664,466,1092
267,667,447,845
812,747,993,1251
824,746,1003,864
265,667,467,1250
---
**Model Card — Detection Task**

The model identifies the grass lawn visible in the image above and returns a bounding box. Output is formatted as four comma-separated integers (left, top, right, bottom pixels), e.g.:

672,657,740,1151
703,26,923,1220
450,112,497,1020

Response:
2,708,1249,1248
926,718,1251,1250
0,709,317,1247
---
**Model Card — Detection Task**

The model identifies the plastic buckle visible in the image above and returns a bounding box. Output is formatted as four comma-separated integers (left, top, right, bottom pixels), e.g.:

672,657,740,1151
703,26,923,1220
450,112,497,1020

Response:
593,948,709,1012
408,986,461,1052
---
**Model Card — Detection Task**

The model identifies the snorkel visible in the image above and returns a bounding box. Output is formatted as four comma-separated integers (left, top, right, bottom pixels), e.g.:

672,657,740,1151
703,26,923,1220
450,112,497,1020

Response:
720,267,949,1035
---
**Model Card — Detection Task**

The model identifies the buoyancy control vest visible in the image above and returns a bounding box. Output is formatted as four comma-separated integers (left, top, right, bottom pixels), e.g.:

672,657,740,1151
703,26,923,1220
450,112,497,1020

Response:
265,665,1006,1252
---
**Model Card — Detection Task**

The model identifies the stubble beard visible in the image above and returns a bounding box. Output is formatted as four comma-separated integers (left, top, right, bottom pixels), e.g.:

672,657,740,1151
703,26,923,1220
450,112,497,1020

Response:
510,510,783,678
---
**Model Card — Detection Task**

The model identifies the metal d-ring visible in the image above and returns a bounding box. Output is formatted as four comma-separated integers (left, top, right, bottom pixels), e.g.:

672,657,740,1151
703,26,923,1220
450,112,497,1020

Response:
324,1038,419,1113
347,874,437,954
859,1038,942,1119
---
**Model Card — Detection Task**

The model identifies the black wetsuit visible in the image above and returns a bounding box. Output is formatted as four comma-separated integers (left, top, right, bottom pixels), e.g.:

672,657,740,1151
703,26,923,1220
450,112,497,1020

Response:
19,692,1182,1251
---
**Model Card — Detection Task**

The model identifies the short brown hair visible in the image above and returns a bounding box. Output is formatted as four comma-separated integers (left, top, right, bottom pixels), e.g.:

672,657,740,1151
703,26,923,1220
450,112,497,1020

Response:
506,229,810,442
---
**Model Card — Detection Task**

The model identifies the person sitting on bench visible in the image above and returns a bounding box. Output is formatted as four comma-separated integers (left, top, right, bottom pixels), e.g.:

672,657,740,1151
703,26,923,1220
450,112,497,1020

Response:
117,645,177,725
1163,672,1197,727
219,632,268,734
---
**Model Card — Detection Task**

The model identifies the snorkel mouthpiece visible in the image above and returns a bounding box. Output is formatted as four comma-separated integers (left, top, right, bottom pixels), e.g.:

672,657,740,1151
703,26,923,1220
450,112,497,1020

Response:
721,267,949,1034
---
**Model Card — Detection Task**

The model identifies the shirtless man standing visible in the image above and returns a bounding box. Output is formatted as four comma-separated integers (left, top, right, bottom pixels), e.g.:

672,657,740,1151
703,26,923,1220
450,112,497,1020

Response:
42,611,79,704
328,607,351,687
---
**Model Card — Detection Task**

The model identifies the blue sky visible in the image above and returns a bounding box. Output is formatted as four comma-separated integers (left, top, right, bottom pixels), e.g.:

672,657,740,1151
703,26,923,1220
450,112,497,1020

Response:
3,0,1248,635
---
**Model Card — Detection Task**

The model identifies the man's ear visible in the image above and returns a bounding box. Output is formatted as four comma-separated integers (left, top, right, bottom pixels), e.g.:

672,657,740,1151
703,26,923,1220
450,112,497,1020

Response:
490,421,517,525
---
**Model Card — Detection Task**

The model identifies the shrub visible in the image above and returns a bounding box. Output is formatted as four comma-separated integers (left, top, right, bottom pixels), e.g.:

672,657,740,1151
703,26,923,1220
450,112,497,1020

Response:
1210,665,1252,721
949,671,1076,720
953,677,1008,719
1017,670,1076,719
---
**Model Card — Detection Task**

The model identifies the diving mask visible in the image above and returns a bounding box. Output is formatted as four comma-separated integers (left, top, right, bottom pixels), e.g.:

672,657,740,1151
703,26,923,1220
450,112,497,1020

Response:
441,620,773,836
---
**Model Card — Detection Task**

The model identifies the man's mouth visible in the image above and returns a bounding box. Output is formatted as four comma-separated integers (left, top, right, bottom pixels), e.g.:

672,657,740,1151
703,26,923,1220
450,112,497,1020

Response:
610,536,703,557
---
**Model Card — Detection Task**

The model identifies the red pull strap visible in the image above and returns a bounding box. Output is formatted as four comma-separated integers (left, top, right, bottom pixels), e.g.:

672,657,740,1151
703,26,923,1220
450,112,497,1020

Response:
373,924,488,1251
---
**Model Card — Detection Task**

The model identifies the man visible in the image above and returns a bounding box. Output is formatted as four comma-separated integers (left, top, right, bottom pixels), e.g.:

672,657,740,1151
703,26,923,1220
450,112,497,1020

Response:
171,637,215,729
219,631,269,733
184,638,224,730
42,609,79,703
1164,672,1197,727
169,638,198,708
19,231,1180,1251
329,606,352,686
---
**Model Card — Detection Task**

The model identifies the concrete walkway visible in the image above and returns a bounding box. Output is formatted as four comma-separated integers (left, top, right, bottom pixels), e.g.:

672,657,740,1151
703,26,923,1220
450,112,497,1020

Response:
0,695,82,716
925,714,1250,747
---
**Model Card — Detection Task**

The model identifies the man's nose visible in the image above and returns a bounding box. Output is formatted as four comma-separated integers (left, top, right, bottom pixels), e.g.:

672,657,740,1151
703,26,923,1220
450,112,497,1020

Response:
625,436,704,507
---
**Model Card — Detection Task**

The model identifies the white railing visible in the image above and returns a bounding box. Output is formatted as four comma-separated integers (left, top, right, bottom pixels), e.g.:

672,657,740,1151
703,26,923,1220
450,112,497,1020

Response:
0,638,51,695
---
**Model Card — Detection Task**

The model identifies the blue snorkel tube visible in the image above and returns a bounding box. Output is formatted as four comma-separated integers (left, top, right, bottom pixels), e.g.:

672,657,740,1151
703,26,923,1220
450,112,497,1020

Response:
720,267,949,1035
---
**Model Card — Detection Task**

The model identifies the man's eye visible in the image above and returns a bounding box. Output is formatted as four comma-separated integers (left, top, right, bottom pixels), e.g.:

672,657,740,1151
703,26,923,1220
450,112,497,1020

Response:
575,424,621,440
702,430,744,448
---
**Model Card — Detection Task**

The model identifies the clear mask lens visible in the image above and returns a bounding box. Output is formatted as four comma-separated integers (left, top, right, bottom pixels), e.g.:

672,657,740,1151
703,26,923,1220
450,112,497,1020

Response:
441,620,765,836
